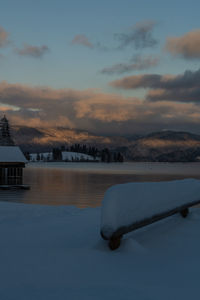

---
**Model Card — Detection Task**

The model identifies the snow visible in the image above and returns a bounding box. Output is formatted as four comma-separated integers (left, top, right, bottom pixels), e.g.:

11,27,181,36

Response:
0,146,27,163
101,179,200,239
62,151,97,161
30,151,97,161
30,152,52,160
0,199,200,299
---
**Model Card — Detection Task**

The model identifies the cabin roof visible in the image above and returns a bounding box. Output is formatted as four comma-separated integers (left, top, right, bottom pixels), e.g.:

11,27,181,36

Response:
0,146,27,163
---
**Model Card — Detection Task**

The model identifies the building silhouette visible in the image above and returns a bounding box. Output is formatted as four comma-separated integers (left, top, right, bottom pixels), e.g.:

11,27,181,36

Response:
0,116,27,187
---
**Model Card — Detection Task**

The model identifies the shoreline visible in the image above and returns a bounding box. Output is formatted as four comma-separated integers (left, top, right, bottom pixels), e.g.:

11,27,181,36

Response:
26,161,200,176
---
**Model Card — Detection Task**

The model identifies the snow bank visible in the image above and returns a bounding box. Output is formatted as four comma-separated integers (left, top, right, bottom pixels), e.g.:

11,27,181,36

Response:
30,151,97,161
0,200,200,299
30,152,52,160
101,179,200,239
62,151,96,161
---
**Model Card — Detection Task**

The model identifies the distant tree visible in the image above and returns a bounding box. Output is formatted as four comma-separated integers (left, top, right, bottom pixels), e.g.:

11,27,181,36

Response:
52,148,62,160
101,148,111,162
117,152,124,162
106,149,111,163
24,152,30,161
82,144,87,154
101,150,106,162
113,152,118,162
36,153,40,161
70,145,75,152
0,115,15,146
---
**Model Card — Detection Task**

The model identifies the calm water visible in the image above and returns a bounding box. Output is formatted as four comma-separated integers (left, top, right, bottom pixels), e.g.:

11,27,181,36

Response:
1,162,200,208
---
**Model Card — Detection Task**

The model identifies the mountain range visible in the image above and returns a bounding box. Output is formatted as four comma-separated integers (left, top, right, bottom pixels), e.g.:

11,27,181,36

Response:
11,126,200,162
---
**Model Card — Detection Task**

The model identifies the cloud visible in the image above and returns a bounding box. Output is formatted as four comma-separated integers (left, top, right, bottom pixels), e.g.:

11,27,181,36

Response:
0,26,9,47
146,85,200,103
0,105,16,112
71,34,94,49
110,73,162,89
15,44,49,58
71,35,108,51
165,29,200,59
1,81,200,134
110,69,200,90
71,20,158,52
110,69,200,103
101,55,159,75
115,20,158,49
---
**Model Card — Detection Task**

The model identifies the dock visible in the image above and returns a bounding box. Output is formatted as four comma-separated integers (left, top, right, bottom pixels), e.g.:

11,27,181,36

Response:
0,185,30,190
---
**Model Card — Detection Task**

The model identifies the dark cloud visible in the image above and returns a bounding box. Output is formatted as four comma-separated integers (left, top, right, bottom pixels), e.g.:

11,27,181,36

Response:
110,69,200,90
110,69,200,103
165,29,200,59
101,55,159,75
115,20,158,50
71,20,158,52
110,73,162,89
0,26,9,47
15,44,49,58
146,86,200,103
71,34,94,49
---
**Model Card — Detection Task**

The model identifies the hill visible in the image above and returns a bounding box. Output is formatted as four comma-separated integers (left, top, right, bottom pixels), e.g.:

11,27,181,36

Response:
126,131,200,162
11,126,200,162
12,126,129,152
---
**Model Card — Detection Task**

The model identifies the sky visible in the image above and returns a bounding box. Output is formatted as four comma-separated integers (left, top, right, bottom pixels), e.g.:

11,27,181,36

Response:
0,0,200,135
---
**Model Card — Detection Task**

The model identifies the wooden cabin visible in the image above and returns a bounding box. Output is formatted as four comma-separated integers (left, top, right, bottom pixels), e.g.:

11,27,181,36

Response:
0,146,27,185
0,116,28,188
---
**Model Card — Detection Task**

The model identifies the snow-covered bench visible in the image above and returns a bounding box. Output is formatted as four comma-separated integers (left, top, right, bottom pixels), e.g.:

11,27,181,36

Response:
101,179,200,250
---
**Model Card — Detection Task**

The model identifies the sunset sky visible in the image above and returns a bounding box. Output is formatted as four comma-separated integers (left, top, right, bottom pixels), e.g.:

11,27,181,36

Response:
0,0,200,135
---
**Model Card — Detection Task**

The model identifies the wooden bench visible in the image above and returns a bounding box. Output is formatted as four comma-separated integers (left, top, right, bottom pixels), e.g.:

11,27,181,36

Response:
100,180,200,250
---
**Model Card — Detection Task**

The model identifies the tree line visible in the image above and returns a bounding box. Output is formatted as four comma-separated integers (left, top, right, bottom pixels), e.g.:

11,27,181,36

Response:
24,143,124,163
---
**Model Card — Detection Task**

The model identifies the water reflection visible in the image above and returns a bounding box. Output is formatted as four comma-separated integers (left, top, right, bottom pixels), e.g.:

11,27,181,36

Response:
1,162,200,208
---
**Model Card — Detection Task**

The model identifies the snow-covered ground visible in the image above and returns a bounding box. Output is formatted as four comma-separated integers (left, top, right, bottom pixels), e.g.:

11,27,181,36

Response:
62,151,96,161
1,198,200,299
30,151,97,162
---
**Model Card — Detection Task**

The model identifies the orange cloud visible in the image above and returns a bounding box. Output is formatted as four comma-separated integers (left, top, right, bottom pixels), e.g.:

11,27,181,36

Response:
1,81,200,134
165,29,200,59
0,26,9,47
0,105,16,111
15,44,49,58
71,34,94,48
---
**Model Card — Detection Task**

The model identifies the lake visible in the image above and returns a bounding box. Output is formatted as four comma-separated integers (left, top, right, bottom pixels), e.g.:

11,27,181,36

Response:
1,162,200,208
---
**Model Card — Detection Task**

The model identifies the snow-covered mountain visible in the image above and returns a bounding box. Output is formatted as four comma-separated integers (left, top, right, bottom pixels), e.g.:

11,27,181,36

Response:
126,131,200,162
11,126,200,162
12,126,128,152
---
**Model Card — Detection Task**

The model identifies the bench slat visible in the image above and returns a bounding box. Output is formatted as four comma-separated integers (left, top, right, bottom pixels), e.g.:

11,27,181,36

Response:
101,180,200,250
101,180,200,240
101,199,200,241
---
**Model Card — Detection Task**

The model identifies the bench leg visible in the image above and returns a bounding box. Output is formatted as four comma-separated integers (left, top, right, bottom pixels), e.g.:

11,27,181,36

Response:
180,208,189,218
109,236,122,250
